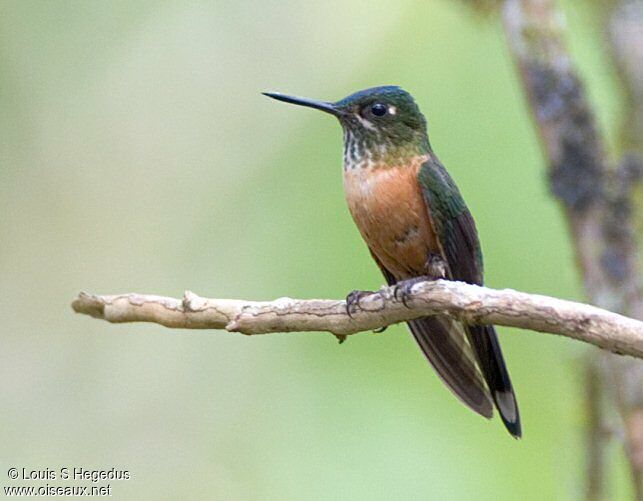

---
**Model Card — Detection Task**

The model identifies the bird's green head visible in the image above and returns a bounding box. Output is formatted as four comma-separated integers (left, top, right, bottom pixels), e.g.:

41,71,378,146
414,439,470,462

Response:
263,86,431,169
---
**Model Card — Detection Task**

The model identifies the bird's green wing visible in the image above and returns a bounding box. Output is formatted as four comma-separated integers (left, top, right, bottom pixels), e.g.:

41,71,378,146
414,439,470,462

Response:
417,157,483,283
418,157,521,437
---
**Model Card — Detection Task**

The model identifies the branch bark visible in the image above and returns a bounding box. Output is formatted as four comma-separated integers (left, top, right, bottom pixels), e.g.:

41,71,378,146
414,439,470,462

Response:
71,280,643,358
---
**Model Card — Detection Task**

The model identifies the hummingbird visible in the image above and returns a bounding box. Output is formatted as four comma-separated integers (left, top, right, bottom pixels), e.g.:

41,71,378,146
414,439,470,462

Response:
263,86,521,438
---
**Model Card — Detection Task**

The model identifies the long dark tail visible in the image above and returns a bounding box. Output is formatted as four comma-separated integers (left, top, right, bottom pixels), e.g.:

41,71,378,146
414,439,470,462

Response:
408,317,521,438
408,316,493,419
466,324,521,438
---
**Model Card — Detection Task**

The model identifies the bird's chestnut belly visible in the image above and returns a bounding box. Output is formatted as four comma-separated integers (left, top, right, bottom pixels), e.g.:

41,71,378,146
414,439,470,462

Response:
343,164,440,279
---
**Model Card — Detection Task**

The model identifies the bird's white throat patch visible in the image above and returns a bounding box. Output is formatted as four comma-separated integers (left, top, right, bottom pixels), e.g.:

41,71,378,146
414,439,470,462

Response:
343,129,387,171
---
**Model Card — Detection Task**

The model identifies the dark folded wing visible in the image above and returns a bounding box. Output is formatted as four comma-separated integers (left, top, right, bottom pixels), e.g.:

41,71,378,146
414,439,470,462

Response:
408,316,493,418
418,157,521,437
368,249,493,418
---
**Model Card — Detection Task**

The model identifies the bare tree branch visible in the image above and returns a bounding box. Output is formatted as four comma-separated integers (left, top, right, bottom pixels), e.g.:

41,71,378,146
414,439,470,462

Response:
503,0,612,301
71,280,643,358
502,0,643,495
605,3,643,495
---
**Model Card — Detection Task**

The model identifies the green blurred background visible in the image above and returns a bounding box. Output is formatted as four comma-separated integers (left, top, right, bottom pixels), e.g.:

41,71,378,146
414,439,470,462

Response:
0,0,633,499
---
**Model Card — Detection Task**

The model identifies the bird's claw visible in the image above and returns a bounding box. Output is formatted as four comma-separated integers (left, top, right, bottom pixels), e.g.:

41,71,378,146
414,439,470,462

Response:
346,290,387,333
394,276,430,308
426,253,448,279
345,289,374,318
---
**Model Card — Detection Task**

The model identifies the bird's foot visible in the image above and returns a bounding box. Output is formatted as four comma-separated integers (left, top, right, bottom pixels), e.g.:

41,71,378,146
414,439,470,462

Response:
345,289,388,333
393,254,448,307
426,253,448,279
345,289,375,318
393,276,430,308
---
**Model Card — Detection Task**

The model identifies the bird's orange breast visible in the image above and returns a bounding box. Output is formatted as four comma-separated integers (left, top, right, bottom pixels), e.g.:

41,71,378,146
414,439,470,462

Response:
343,156,440,279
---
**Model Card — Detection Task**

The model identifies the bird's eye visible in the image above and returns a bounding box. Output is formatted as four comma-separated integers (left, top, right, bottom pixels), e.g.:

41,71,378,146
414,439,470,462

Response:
370,103,388,117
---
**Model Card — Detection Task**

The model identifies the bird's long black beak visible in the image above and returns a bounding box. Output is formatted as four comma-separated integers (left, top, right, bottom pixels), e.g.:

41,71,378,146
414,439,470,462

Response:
262,92,340,116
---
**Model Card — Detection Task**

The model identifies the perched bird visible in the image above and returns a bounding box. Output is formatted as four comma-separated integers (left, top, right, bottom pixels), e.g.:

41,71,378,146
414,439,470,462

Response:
264,86,521,438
